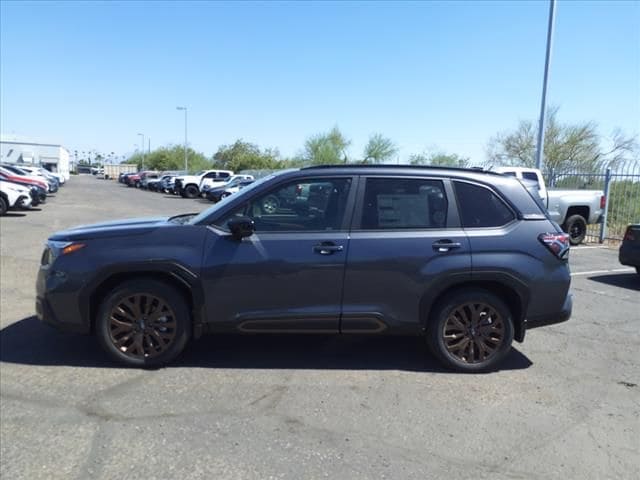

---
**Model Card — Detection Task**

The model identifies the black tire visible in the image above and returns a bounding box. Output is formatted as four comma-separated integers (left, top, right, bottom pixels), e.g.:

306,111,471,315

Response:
0,196,7,216
261,195,280,214
96,279,191,368
184,184,199,199
563,214,587,245
426,289,514,373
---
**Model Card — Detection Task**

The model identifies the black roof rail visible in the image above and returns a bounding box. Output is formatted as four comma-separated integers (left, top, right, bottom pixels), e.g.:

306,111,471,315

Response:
300,164,501,175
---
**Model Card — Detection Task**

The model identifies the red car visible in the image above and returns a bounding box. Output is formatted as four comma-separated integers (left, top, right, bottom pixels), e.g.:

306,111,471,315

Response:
0,167,48,191
125,173,141,187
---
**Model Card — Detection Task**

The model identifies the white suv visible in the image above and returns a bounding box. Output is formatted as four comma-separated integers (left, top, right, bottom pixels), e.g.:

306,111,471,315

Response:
0,181,33,215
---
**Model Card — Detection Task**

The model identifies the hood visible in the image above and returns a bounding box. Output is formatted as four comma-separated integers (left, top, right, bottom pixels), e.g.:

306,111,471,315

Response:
49,216,169,241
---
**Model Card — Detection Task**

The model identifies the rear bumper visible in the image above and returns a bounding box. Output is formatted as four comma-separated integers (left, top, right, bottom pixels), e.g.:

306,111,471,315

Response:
619,243,640,267
525,293,572,330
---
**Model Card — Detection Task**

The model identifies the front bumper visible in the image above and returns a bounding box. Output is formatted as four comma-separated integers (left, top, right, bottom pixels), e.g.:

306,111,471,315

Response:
524,293,572,330
17,195,32,209
36,266,90,334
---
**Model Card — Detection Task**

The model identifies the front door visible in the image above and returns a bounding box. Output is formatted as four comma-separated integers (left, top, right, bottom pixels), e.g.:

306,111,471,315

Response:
201,176,355,332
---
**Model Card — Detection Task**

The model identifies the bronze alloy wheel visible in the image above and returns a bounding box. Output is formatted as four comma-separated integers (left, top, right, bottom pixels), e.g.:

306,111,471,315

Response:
108,293,177,360
442,302,506,364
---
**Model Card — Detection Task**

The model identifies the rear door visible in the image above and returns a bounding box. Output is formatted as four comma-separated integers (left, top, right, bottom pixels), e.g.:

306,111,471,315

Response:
341,176,471,332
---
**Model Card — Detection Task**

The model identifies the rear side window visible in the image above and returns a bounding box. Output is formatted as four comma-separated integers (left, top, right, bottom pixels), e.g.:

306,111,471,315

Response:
360,178,448,229
522,172,538,182
454,181,515,228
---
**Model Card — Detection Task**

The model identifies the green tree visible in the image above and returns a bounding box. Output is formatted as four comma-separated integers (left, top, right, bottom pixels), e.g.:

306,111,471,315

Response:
213,140,284,171
123,145,210,172
362,133,398,164
409,151,469,167
303,126,351,165
487,108,637,176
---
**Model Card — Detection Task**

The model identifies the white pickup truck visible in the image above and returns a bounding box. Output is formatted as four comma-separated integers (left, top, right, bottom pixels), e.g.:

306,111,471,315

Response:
495,167,605,245
173,169,234,199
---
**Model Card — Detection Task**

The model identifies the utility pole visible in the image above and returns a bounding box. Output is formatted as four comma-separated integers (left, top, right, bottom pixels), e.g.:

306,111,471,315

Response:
535,0,556,170
176,106,188,172
137,133,145,170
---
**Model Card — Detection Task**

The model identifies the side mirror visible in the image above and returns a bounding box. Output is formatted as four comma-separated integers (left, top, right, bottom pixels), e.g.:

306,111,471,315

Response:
228,216,255,239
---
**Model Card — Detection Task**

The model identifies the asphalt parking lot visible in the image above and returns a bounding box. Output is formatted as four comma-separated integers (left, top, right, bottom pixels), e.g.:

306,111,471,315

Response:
1,175,638,480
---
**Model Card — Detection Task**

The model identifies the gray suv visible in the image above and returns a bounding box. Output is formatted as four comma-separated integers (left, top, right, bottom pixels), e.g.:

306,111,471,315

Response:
36,165,572,372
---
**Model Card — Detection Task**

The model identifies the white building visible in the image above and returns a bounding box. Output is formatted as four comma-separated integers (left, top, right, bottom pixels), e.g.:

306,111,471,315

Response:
0,136,71,180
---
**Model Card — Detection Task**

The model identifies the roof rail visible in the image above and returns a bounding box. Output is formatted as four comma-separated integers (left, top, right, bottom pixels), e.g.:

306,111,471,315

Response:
300,164,500,175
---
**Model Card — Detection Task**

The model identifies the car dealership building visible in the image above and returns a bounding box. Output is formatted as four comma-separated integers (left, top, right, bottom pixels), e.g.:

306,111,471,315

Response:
0,136,71,180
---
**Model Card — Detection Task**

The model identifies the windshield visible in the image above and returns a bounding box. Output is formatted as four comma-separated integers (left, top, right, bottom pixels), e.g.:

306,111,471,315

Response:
188,170,294,225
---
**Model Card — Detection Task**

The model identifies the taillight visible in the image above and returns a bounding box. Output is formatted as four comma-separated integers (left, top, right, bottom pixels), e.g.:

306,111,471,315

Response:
600,195,606,210
538,233,570,260
624,227,635,241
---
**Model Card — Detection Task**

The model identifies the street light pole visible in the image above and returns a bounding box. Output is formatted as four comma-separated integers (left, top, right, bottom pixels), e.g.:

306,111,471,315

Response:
176,106,188,172
137,133,145,170
534,0,556,170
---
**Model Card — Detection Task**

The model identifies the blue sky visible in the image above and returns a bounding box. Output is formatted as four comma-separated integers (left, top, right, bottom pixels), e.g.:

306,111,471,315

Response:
1,0,638,164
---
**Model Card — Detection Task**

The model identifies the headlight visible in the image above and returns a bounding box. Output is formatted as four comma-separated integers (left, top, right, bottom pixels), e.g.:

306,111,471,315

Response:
43,240,86,264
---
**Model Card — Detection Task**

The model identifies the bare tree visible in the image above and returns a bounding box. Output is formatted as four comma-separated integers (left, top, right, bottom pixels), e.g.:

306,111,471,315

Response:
486,108,637,177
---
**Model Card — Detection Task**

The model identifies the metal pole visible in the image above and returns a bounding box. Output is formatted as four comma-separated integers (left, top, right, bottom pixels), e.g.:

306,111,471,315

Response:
534,0,556,170
138,133,145,170
176,107,188,172
599,167,611,243
184,108,188,172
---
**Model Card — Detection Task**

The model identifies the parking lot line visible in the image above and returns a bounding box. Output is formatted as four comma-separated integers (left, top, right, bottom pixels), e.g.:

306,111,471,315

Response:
570,267,635,276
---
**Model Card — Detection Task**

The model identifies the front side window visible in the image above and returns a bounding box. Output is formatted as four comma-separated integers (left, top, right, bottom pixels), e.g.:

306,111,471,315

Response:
217,178,352,232
360,178,448,229
454,181,515,228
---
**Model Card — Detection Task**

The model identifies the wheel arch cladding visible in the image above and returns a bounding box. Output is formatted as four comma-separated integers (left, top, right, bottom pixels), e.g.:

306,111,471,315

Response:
86,269,204,338
421,280,526,342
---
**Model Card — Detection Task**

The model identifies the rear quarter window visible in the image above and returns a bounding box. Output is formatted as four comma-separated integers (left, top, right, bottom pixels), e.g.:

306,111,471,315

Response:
454,181,515,228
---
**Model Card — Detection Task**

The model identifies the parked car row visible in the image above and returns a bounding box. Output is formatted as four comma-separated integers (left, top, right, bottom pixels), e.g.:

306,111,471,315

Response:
0,164,65,215
117,169,255,203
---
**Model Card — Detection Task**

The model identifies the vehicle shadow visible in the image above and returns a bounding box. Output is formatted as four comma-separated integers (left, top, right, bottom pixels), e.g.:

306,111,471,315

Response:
588,273,639,291
0,316,533,373
1,212,27,218
163,195,185,199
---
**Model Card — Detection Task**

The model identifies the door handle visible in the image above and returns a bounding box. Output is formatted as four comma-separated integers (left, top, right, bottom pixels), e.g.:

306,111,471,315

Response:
313,242,344,255
432,240,462,252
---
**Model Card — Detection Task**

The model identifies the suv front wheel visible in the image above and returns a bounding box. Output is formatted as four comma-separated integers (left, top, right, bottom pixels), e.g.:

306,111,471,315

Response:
427,289,514,372
96,279,191,368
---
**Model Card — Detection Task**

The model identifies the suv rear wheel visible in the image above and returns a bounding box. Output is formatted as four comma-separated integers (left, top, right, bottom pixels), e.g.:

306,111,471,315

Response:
96,279,191,368
0,195,7,216
184,184,200,199
427,289,514,372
